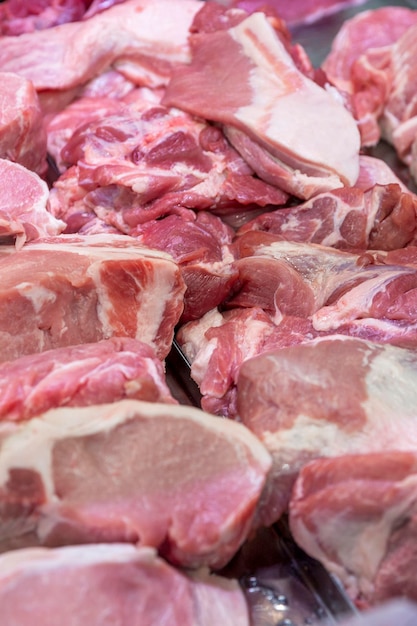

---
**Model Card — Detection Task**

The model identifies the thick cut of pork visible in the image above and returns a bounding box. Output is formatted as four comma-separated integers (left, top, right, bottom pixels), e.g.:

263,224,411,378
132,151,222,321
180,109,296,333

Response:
0,337,176,422
229,233,417,329
0,399,271,568
163,11,360,199
0,72,47,174
322,7,417,146
290,452,417,607
47,101,287,233
0,544,250,626
177,305,417,418
134,212,238,322
236,336,417,525
237,182,417,251
0,159,65,248
0,0,201,90
0,234,185,361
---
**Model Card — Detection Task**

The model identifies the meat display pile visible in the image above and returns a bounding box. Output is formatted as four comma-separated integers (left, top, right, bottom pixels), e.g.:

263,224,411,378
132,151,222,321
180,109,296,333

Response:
1,0,417,622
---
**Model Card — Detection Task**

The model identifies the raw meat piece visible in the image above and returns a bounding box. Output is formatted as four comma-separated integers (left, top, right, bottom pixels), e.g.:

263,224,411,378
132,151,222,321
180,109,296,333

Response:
0,0,201,90
236,336,417,525
177,305,417,418
177,307,316,417
0,337,176,422
229,233,417,328
290,452,417,607
216,0,367,27
355,154,413,191
0,0,90,35
47,102,287,232
322,7,417,146
237,182,417,251
0,234,185,361
163,11,360,199
0,72,47,174
0,159,65,248
0,399,271,568
322,7,417,94
0,544,250,626
134,212,238,322
377,24,417,168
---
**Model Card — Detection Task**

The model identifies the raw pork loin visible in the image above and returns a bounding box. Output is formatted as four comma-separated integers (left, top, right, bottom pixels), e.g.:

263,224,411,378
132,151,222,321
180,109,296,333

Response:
0,544,250,626
0,159,65,248
236,336,417,525
0,337,176,422
0,234,185,362
290,452,417,607
0,72,47,173
0,399,271,568
163,10,360,198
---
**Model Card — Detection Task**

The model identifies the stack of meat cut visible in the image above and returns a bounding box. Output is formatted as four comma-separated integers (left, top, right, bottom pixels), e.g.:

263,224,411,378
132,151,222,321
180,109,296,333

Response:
0,0,417,622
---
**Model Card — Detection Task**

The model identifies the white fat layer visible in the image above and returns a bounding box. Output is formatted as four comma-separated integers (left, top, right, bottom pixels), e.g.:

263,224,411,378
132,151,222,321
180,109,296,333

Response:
262,341,417,458
230,13,360,185
0,543,157,576
16,283,57,313
25,235,174,261
312,266,415,330
88,257,179,345
0,400,272,502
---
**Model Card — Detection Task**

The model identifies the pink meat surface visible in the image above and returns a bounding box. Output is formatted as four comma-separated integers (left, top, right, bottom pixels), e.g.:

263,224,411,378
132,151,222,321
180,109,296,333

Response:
163,11,360,199
229,234,417,328
177,304,417,418
0,234,185,361
0,337,176,422
290,452,417,607
322,7,417,147
0,399,271,568
217,0,367,27
135,211,238,322
47,101,287,232
236,336,417,525
0,159,65,247
0,544,250,626
0,72,47,174
378,24,417,167
0,0,201,90
0,0,90,35
237,182,417,251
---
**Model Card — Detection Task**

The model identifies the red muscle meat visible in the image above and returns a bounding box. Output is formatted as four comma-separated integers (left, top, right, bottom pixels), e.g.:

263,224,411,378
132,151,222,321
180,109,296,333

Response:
0,0,201,90
135,212,238,322
0,234,185,361
230,234,417,328
237,182,417,251
0,399,271,568
0,0,90,35
47,100,287,232
0,72,47,174
0,337,176,422
163,11,360,199
0,544,250,626
0,159,65,248
236,336,417,525
290,452,417,607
